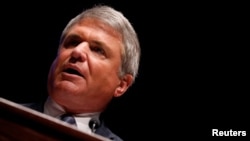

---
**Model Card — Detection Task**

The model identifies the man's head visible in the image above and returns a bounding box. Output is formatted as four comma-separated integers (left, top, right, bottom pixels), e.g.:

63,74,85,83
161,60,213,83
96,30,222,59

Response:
47,5,140,114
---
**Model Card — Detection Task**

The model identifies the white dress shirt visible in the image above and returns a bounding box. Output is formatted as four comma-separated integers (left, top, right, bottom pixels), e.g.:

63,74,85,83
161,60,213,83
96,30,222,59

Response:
43,97,100,134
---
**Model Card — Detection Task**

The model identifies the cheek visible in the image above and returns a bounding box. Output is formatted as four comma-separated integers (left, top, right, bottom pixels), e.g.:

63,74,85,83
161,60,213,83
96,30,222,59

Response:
55,51,69,67
49,55,65,77
48,59,59,83
95,65,120,85
92,59,119,76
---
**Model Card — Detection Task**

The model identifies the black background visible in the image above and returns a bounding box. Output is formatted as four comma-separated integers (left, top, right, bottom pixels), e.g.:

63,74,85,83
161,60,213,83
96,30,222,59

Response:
1,1,249,140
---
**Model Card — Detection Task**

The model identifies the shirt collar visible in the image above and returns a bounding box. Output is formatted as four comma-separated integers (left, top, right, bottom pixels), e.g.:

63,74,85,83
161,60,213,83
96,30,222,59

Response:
43,96,101,132
44,96,65,118
44,96,101,118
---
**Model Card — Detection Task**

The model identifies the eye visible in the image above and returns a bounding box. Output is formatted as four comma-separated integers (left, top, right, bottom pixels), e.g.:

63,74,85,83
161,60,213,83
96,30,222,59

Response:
64,39,81,48
62,35,82,48
90,46,105,55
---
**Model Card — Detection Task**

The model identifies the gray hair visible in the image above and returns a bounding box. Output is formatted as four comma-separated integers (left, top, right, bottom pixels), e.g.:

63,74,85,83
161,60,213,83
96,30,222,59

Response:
60,5,141,84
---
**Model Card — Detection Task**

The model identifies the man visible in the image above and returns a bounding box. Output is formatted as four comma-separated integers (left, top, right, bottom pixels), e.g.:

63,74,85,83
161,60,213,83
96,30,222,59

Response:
24,4,140,141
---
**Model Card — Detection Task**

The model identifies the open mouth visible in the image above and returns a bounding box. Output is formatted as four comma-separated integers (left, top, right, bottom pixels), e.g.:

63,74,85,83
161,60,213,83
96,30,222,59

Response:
63,68,84,77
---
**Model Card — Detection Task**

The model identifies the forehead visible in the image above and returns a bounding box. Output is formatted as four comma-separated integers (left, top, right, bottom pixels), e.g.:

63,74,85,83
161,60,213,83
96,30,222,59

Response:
64,18,124,56
69,18,124,52
77,18,122,39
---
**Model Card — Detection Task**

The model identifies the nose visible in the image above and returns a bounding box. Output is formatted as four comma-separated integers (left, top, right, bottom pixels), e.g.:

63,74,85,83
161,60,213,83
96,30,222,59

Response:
69,42,89,63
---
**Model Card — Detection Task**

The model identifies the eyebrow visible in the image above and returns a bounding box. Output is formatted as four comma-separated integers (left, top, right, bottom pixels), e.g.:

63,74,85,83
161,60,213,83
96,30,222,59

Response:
92,40,107,48
65,34,82,41
60,34,80,44
91,40,112,55
64,34,106,46
64,34,112,53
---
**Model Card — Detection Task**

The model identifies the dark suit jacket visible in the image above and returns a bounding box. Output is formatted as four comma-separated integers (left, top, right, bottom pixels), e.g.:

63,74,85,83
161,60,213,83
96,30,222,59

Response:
22,99,123,141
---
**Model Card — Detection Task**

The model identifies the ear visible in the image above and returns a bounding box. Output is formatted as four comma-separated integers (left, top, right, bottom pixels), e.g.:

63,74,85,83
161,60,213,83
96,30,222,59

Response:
114,74,133,97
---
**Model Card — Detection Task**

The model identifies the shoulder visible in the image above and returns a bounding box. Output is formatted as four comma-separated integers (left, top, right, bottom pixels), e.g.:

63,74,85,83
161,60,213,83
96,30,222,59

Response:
20,100,45,113
95,121,123,141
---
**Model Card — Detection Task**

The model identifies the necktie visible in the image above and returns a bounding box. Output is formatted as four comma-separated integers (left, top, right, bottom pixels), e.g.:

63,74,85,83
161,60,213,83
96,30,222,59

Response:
60,114,77,126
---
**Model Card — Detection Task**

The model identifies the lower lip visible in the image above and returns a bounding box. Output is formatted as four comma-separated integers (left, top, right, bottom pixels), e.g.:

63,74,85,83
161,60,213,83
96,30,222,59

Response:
61,72,82,79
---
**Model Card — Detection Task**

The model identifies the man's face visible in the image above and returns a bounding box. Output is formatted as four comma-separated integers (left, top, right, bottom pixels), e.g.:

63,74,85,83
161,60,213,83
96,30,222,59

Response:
47,18,125,113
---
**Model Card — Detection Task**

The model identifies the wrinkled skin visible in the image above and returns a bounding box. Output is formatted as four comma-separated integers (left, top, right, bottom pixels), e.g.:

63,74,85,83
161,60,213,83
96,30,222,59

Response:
47,18,133,114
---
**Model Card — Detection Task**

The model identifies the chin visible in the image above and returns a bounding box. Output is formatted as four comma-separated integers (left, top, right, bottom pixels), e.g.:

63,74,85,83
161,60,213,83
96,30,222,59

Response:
57,80,79,90
51,90,80,106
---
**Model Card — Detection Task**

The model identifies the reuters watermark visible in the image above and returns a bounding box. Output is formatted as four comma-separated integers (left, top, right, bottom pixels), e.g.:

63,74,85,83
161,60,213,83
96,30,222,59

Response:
212,129,247,136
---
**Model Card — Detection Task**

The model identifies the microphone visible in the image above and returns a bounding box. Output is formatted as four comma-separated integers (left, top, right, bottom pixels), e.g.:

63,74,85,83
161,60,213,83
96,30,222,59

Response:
89,118,100,133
